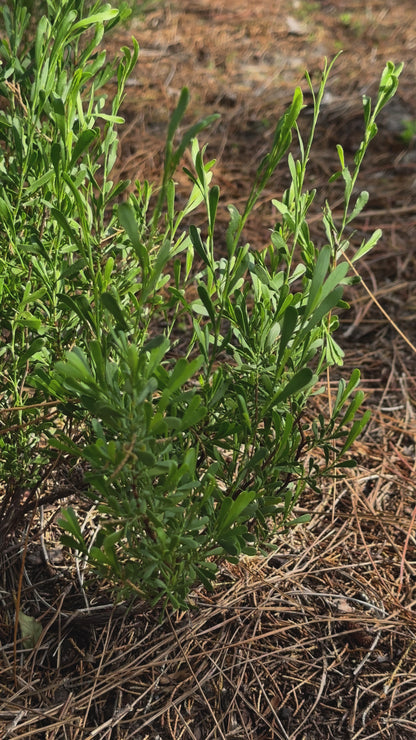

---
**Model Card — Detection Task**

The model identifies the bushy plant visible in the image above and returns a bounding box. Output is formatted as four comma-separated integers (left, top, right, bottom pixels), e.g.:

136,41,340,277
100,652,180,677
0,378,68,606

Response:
0,0,402,608
0,0,138,532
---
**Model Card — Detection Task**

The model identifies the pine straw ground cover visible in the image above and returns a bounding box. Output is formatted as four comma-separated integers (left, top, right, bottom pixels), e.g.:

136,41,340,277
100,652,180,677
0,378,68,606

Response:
1,405,416,738
2,0,416,737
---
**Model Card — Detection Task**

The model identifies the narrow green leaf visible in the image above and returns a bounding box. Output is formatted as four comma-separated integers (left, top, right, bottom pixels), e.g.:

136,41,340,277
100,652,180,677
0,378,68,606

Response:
362,95,372,126
272,367,314,406
171,114,220,169
303,286,344,334
278,305,297,364
339,409,371,455
26,169,55,195
72,9,118,30
59,506,84,542
304,245,331,317
101,291,129,330
351,229,382,263
181,395,207,429
70,128,98,168
118,202,149,271
346,190,369,224
96,112,124,124
197,284,216,324
59,258,87,280
287,513,311,527
333,369,361,415
158,356,203,412
208,185,220,230
167,87,189,143
60,534,84,551
337,391,365,428
51,208,79,243
336,144,345,169
58,293,95,329
189,225,209,265
275,413,295,460
218,490,257,532
225,203,242,257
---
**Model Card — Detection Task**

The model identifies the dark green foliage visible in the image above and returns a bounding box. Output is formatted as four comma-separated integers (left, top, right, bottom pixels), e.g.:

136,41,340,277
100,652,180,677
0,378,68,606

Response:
0,0,402,607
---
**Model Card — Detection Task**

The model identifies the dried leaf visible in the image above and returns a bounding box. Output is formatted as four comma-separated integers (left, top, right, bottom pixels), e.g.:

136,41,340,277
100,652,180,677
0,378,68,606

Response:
18,611,42,649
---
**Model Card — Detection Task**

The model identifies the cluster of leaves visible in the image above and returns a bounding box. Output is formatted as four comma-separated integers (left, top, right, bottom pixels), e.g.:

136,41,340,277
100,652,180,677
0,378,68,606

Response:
0,0,402,608
0,0,137,528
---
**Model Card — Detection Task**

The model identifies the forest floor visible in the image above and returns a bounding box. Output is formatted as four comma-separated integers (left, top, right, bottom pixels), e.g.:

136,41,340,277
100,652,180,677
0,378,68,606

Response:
2,1,416,738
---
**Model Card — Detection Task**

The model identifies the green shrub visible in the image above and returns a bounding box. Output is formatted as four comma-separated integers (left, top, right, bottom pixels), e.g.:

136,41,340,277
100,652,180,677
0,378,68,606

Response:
0,0,402,608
